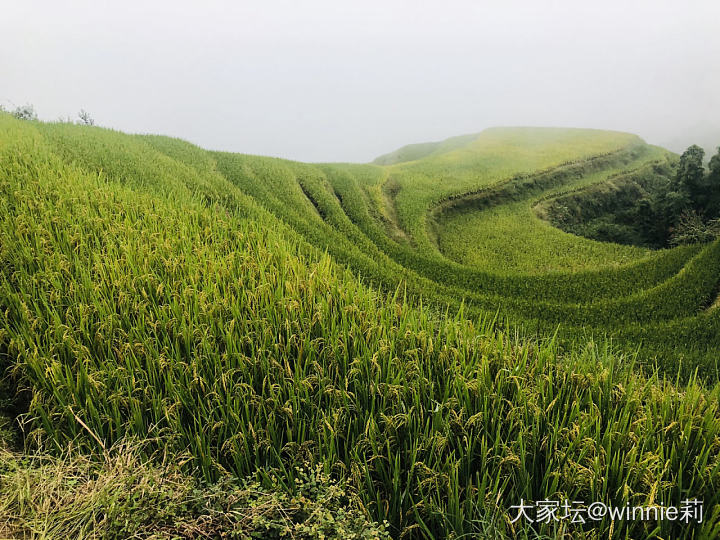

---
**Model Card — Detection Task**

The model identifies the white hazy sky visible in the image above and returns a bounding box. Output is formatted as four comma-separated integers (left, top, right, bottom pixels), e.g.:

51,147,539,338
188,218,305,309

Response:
2,0,719,162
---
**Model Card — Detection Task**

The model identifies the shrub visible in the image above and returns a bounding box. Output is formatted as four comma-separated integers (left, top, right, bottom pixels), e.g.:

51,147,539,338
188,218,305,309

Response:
12,104,37,121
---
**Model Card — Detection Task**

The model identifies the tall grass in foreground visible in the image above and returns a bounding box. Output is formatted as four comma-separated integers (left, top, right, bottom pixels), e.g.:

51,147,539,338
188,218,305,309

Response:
1,116,720,538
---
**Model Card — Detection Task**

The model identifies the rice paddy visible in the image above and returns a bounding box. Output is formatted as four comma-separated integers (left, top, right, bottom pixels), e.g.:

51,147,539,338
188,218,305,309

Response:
1,113,719,538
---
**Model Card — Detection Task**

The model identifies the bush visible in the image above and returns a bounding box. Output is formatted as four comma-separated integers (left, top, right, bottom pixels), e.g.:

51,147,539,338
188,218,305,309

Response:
670,211,720,245
12,104,37,121
77,109,95,126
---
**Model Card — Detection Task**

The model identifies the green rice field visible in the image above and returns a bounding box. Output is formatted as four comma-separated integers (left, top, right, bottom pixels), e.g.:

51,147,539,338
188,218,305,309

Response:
1,113,719,539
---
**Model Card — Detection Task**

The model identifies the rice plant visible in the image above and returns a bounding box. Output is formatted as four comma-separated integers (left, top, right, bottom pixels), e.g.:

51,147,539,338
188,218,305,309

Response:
2,112,719,538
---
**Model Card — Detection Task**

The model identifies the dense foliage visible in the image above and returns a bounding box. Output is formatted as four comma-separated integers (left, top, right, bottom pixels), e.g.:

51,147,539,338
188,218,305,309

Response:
543,145,720,248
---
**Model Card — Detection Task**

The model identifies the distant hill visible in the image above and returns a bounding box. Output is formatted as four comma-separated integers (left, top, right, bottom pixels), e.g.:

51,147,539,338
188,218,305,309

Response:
371,132,481,165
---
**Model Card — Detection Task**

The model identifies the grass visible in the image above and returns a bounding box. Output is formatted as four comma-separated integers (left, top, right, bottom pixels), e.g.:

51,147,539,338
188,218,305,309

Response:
0,441,388,539
1,113,720,538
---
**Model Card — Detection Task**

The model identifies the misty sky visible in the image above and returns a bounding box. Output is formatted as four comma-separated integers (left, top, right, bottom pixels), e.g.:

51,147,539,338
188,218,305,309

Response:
2,1,719,162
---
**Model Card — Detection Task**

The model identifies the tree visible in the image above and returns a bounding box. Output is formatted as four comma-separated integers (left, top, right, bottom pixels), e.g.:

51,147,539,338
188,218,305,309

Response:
707,146,720,218
77,109,95,126
12,104,37,121
675,145,707,212
670,210,720,246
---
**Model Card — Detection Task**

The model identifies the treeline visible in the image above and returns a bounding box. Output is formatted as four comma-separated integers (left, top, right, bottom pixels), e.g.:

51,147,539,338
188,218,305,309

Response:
544,145,720,248
664,145,720,244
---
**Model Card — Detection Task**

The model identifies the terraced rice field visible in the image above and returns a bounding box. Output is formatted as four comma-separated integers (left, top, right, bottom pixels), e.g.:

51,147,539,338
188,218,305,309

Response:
1,114,719,539
204,125,719,376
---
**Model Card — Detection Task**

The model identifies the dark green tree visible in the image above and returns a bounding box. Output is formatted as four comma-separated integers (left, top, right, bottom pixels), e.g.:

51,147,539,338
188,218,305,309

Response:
675,145,706,212
707,146,720,218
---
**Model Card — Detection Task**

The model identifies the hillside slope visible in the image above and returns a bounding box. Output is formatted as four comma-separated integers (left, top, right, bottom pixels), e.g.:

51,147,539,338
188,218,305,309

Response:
1,114,719,539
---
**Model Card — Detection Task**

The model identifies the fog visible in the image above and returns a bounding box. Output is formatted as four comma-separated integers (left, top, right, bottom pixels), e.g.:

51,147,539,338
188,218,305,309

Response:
2,0,719,162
